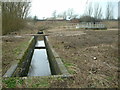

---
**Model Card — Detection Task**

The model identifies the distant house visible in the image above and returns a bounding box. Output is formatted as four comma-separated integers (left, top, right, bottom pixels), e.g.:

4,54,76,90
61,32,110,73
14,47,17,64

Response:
56,17,64,20
46,17,64,21
46,17,54,20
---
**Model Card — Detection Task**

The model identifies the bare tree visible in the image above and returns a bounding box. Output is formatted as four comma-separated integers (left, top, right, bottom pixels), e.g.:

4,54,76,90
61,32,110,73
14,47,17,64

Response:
2,1,31,35
67,8,74,19
62,11,67,20
33,15,37,24
57,11,67,20
85,2,93,17
105,2,114,20
52,10,57,19
94,3,102,20
72,14,78,19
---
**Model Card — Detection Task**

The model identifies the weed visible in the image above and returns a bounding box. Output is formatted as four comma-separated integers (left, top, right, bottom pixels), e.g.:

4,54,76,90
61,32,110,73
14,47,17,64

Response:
32,82,49,88
3,78,24,88
3,78,16,88
17,78,24,84
64,63,74,67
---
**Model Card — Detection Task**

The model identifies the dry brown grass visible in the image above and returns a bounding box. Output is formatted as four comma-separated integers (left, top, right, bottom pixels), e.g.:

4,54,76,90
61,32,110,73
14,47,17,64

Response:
2,36,31,75
102,20,118,29
47,29,118,88
2,21,119,88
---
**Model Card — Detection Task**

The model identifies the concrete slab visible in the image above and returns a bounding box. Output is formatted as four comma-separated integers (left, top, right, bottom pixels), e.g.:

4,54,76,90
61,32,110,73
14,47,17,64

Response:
3,61,18,77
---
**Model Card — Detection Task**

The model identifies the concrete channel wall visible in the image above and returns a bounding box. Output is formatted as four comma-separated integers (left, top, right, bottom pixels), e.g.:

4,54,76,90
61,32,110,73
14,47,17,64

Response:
44,36,70,75
3,35,70,77
12,36,36,77
3,36,36,77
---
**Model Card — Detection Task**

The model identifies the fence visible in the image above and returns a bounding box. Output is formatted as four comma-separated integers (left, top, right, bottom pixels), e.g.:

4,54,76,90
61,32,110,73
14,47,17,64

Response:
76,22,107,29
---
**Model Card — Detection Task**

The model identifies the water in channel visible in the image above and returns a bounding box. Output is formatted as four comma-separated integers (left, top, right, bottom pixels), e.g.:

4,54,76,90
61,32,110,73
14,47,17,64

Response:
35,40,45,47
28,40,51,76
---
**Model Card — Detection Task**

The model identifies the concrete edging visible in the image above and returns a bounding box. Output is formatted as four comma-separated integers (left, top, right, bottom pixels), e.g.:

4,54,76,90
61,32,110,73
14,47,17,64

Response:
14,36,36,77
3,61,19,77
44,36,70,75
3,36,36,77
3,35,71,77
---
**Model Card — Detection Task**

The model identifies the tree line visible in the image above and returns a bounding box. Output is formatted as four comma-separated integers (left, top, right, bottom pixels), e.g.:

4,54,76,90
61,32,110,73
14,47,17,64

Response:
2,1,31,35
52,2,115,21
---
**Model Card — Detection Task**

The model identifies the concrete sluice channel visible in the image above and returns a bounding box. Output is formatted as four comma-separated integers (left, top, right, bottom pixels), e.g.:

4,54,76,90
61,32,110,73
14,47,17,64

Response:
3,34,70,77
28,40,51,76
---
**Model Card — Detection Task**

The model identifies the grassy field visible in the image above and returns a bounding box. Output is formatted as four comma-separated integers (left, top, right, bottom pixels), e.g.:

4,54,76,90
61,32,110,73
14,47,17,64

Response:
2,20,119,88
47,28,118,88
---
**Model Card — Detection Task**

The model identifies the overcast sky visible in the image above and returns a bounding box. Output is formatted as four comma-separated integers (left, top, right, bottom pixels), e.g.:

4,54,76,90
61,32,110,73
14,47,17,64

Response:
29,0,119,19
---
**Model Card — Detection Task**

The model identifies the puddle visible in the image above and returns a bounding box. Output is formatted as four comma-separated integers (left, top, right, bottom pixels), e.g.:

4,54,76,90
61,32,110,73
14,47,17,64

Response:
28,40,51,76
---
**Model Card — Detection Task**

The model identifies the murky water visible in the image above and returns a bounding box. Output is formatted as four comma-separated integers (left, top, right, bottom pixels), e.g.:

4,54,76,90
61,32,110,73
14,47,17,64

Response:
28,40,51,76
